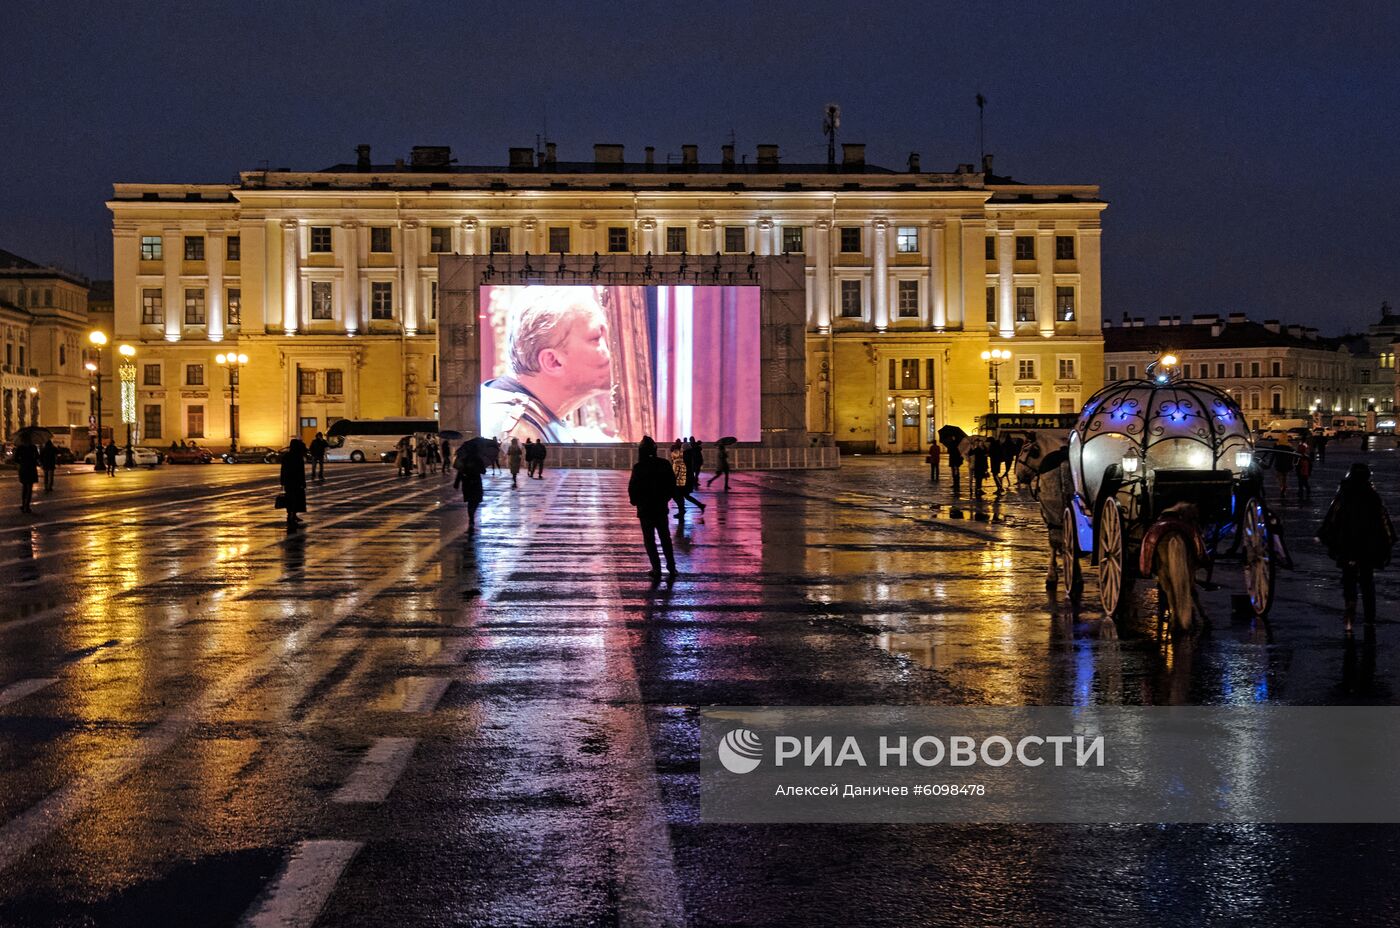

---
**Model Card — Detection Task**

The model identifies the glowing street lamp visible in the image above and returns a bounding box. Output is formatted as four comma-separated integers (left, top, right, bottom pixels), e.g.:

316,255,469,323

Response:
87,331,108,470
981,347,1011,415
118,344,137,454
215,352,249,453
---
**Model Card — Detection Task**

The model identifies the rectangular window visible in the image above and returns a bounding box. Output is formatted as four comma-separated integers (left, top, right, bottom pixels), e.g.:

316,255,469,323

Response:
186,405,204,438
1056,286,1076,322
1250,361,1260,377
298,369,317,396
897,280,920,317
226,288,241,326
430,280,439,320
143,405,162,439
1056,235,1075,260
1234,362,1243,378
548,226,570,253
985,236,996,260
310,281,333,320
666,227,687,253
607,226,629,252
1217,363,1226,378
888,359,897,390
1058,358,1077,380
226,235,240,261
1128,365,1137,379
429,226,452,253
839,279,862,317
371,281,393,319
1108,365,1118,381
184,288,206,325
723,226,746,253
1015,286,1035,323
143,363,161,386
184,236,204,261
1019,398,1036,414
325,370,344,395
896,227,919,253
901,359,920,390
986,286,997,323
1272,392,1283,413
1015,236,1035,260
1059,398,1076,413
1182,363,1192,378
140,235,162,261
141,288,164,325
371,227,393,252
309,227,332,253
1018,359,1037,380
186,364,204,386
299,416,317,430
839,227,861,253
782,227,804,253
1271,360,1282,377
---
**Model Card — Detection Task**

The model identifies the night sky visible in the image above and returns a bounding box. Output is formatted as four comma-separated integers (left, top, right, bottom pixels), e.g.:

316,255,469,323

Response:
3,1,1396,333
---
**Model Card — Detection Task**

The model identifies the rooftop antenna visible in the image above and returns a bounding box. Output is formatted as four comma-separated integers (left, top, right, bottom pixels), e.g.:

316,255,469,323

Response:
975,92,987,163
823,103,840,167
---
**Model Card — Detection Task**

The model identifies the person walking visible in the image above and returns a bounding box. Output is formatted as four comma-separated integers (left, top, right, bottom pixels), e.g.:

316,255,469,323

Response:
989,437,1006,494
279,439,309,530
1315,432,1328,463
946,440,964,497
309,432,328,480
1295,439,1312,502
628,436,679,579
1317,463,1396,632
926,440,941,483
104,439,118,476
15,437,39,514
672,439,704,519
523,438,536,478
685,438,705,488
453,443,486,528
707,442,732,490
39,438,58,492
969,440,990,499
506,437,524,488
534,440,547,479
440,436,452,474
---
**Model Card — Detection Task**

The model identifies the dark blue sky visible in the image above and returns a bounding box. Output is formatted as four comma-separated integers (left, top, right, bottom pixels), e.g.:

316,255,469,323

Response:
4,0,1396,333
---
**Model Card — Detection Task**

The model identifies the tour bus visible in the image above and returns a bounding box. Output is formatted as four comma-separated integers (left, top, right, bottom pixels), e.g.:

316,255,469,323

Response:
325,418,438,462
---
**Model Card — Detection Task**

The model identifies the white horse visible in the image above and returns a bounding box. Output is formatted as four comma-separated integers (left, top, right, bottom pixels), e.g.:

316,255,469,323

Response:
1014,432,1076,594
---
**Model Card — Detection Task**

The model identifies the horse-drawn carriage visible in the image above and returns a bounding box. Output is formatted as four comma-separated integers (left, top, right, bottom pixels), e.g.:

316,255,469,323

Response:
1039,364,1288,631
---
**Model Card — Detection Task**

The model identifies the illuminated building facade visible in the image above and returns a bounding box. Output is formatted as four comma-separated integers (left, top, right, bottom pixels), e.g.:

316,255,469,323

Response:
108,143,1106,452
0,249,94,439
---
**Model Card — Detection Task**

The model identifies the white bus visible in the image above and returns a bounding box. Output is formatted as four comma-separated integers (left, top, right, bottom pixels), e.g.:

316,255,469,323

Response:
325,418,437,462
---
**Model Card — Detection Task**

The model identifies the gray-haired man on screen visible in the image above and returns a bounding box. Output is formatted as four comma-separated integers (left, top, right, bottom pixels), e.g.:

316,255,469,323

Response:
481,288,615,442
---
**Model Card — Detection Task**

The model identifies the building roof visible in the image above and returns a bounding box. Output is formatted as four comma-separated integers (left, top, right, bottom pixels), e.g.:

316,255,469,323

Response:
1103,317,1352,355
0,247,89,286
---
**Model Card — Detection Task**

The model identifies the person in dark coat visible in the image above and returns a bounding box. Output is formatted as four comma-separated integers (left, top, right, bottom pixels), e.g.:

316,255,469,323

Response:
104,440,118,476
988,437,1006,493
309,432,329,480
440,436,452,474
671,439,705,518
453,444,485,528
15,437,39,513
969,441,990,498
1317,462,1396,630
39,439,58,492
279,439,308,529
926,440,941,483
685,438,704,488
707,442,732,490
945,441,964,496
534,439,547,479
628,436,678,579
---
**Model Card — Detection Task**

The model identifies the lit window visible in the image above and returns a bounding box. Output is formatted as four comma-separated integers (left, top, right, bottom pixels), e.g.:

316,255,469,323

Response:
184,288,206,325
325,370,344,395
1055,286,1075,322
186,405,205,438
140,236,162,261
310,281,333,320
226,288,241,326
1058,358,1077,380
896,227,919,253
298,370,317,395
141,289,164,325
1018,359,1037,381
1015,287,1035,323
781,227,804,253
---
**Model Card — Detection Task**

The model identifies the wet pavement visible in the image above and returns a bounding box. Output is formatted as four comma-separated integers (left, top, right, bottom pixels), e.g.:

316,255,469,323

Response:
0,449,1397,927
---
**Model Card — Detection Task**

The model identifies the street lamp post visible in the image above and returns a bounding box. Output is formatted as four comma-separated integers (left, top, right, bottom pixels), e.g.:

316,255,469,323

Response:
118,344,137,461
87,330,108,471
216,352,249,453
980,348,1010,415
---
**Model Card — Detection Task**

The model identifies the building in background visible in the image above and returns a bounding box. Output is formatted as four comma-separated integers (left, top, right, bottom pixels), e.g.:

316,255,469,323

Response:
0,249,94,441
1338,302,1400,423
107,142,1106,452
1103,313,1365,431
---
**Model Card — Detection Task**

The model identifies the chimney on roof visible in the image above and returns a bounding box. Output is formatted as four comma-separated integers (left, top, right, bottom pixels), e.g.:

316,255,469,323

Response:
1263,319,1281,333
681,144,698,166
907,152,920,173
1102,318,1113,328
1227,312,1247,324
956,163,975,173
543,142,557,168
409,146,453,169
1192,313,1220,325
356,144,371,171
982,153,994,174
1158,317,1173,327
721,143,735,168
644,146,655,167
1212,321,1225,337
841,143,865,168
756,144,780,168
508,147,534,169
593,143,624,166
1286,324,1304,338
394,158,405,170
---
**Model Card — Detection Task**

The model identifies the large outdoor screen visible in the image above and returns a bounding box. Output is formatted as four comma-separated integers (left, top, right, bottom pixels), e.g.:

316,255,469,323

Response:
479,285,761,444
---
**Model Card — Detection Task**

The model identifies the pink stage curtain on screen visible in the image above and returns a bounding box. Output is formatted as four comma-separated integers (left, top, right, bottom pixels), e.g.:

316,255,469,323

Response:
653,287,761,442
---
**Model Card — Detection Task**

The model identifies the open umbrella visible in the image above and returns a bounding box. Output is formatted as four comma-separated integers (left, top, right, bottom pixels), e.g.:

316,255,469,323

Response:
11,425,51,446
937,424,967,449
437,429,464,441
717,436,739,446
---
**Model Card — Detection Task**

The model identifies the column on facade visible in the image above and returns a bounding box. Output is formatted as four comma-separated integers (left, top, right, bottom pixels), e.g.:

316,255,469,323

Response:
928,220,945,330
813,220,831,330
113,227,137,336
872,220,889,331
281,219,300,334
579,220,596,254
757,218,773,256
1077,221,1102,334
402,220,420,336
958,216,983,331
207,230,225,343
340,220,359,334
997,224,1015,338
1037,225,1055,337
163,227,182,342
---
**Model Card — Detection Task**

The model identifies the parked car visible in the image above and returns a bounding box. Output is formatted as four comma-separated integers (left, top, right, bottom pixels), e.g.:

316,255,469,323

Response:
83,447,161,467
164,445,213,464
221,446,281,464
51,446,77,465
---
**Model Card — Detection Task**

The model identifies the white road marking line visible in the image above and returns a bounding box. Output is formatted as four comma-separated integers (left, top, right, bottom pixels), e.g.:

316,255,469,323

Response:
332,737,419,804
0,514,472,873
398,677,451,714
0,678,56,709
240,839,362,928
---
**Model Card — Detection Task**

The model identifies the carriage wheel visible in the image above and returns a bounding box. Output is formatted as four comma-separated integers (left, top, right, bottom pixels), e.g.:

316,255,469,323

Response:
1241,496,1277,617
1096,499,1131,617
1060,508,1083,606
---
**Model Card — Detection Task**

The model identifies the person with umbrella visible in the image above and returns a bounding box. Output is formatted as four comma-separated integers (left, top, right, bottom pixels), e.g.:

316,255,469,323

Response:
938,424,967,497
454,438,489,529
14,434,39,514
707,437,736,490
279,439,309,530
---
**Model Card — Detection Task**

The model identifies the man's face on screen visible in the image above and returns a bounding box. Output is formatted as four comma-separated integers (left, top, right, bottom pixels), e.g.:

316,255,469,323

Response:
543,308,611,396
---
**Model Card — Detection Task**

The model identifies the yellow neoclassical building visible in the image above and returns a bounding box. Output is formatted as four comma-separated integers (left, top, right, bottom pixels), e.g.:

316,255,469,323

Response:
107,142,1105,452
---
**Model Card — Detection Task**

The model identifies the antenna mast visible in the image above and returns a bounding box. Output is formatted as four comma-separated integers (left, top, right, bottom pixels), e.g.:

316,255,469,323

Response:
823,103,841,167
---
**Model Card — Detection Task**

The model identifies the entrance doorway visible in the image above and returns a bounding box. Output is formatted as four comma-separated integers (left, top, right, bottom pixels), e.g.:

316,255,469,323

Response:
900,397,921,449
